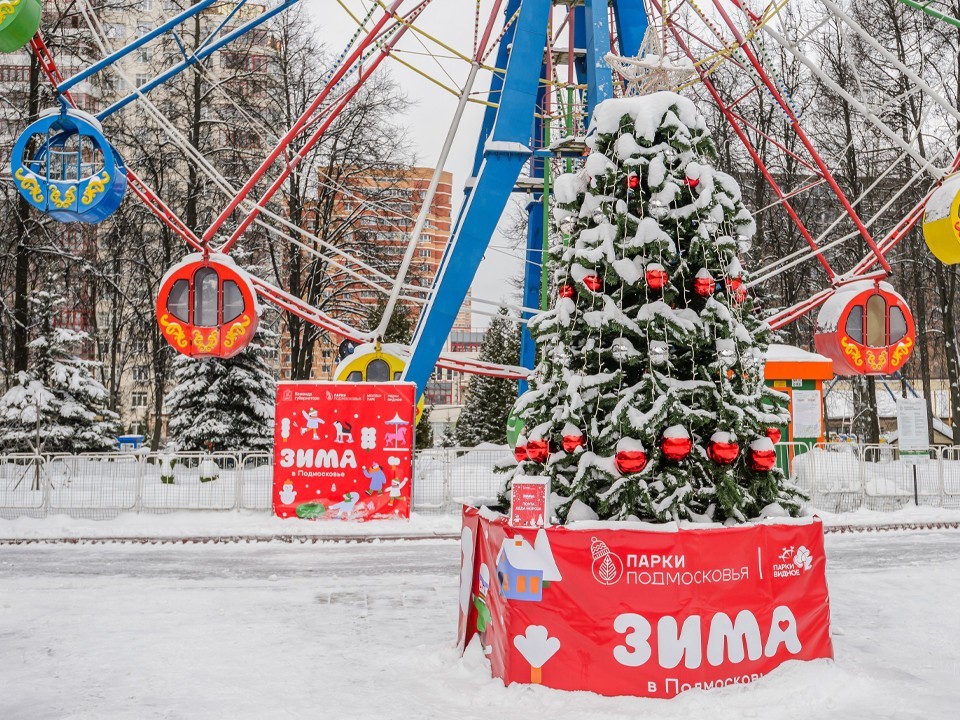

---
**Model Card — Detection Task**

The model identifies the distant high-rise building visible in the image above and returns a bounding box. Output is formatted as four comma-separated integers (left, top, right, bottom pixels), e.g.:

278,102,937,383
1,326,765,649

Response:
278,165,478,385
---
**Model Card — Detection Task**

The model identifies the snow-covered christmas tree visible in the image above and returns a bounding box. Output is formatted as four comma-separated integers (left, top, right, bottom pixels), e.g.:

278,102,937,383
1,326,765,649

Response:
164,329,276,452
506,92,799,524
455,308,521,446
0,289,120,453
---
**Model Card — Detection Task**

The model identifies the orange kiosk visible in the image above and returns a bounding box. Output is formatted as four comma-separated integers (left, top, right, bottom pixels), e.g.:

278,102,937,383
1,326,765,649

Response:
764,344,833,474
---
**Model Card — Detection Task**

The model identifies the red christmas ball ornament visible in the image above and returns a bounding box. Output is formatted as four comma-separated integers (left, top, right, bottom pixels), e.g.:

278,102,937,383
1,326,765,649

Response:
562,434,585,454
707,433,740,465
660,428,692,461
582,273,603,292
765,427,782,445
727,276,747,303
693,271,716,297
558,283,575,299
615,449,648,474
525,439,550,464
513,444,528,463
645,264,668,291
749,447,777,472
685,175,700,188
627,173,640,190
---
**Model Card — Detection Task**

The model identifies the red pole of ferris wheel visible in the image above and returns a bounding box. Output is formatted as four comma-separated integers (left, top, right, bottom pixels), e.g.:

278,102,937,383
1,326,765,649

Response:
650,5,838,281
201,0,409,246
217,1,428,253
706,0,892,277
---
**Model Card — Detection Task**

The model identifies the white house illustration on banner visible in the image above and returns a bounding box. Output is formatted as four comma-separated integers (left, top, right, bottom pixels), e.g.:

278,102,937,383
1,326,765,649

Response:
496,529,562,602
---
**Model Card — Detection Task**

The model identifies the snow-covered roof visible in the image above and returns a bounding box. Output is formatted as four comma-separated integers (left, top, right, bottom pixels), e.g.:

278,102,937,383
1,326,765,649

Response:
532,529,561,581
497,533,562,581
765,344,831,363
498,537,543,574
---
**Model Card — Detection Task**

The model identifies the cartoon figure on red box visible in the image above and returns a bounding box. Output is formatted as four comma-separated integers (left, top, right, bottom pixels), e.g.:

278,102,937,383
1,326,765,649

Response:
384,413,410,448
473,564,493,655
363,461,387,495
329,491,360,519
333,420,354,444
300,409,325,439
278,479,297,505
386,477,408,505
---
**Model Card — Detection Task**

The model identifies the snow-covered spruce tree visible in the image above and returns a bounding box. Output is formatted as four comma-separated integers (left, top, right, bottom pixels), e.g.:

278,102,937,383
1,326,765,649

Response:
455,308,521,446
0,289,120,453
164,329,276,452
505,93,799,524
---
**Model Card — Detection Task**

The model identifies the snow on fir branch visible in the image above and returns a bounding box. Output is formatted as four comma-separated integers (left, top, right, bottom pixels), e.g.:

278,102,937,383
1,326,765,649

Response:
503,92,800,525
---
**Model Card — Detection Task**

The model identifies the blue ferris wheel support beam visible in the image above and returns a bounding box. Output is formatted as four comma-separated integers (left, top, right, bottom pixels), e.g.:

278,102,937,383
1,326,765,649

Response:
404,0,551,395
404,0,650,398
612,0,648,57
58,0,222,93
583,0,614,115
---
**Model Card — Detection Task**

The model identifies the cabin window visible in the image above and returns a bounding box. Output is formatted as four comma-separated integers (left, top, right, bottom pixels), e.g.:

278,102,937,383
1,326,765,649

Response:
865,294,886,347
844,305,863,343
193,267,219,327
889,306,907,343
347,371,362,382
222,280,244,323
367,358,390,382
517,575,526,593
530,577,539,594
167,279,190,322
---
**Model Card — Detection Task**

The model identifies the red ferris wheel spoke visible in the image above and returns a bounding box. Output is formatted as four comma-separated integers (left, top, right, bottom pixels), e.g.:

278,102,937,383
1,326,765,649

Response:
125,173,204,251
652,7,838,281
726,109,821,175
704,0,892,277
217,0,426,253
205,0,415,251
29,34,76,107
850,149,960,277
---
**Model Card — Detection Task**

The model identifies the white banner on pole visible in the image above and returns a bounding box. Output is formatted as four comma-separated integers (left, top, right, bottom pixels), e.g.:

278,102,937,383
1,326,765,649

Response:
791,389,822,439
897,397,930,464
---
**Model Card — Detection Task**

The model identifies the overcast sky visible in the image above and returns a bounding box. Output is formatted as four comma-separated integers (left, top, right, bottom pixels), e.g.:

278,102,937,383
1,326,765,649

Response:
306,1,525,328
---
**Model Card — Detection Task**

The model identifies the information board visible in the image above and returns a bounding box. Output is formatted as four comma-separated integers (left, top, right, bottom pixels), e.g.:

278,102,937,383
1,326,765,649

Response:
509,477,550,528
791,389,822,439
273,382,416,521
897,397,930,464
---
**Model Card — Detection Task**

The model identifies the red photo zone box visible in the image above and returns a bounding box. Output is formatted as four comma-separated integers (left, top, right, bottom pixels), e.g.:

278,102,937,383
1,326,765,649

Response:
273,382,416,521
458,505,832,698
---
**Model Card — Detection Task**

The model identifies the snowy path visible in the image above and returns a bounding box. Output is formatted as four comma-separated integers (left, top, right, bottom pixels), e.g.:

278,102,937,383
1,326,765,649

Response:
1,532,958,719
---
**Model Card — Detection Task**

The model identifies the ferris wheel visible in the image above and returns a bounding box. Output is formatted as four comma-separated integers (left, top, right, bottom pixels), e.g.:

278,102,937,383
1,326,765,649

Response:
4,0,960,394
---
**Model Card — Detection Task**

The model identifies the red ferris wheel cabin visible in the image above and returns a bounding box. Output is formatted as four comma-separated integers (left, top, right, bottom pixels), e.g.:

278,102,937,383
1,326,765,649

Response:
814,280,915,376
156,253,259,359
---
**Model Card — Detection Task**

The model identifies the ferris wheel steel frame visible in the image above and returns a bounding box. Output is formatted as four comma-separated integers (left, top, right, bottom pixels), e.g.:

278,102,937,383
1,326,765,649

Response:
647,0,960,333
21,0,958,391
26,1,531,381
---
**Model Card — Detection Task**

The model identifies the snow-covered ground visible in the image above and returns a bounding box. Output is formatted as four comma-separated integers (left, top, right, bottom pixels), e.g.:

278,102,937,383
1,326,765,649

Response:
1,531,958,719
3,504,960,541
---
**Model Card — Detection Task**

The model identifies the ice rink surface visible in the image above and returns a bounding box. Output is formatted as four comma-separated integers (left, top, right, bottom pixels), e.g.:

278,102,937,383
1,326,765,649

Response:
1,531,958,719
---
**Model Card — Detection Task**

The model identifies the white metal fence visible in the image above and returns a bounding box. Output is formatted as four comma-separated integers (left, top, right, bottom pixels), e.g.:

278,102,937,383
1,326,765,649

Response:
791,443,960,512
0,447,513,520
3,443,959,520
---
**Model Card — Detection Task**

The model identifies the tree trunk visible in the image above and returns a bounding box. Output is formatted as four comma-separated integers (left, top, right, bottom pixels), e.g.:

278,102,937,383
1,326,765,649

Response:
934,262,960,442
12,52,42,373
